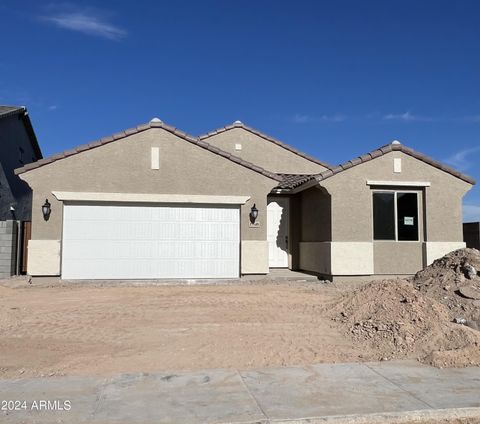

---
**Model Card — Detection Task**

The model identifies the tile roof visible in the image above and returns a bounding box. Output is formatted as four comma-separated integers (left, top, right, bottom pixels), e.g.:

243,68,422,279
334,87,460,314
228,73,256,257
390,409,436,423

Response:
14,120,282,182
199,121,333,170
312,142,475,185
275,173,315,189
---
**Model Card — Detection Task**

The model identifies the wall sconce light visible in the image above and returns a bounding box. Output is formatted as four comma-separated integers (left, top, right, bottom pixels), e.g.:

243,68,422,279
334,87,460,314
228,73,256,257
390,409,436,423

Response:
42,199,51,221
249,203,259,224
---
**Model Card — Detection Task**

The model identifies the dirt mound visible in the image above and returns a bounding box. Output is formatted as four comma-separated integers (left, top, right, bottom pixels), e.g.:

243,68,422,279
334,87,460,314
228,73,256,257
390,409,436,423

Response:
332,279,480,367
413,248,480,329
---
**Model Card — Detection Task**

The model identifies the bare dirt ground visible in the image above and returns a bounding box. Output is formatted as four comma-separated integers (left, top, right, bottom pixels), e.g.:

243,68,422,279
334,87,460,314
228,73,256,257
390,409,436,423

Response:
1,248,480,379
0,280,363,378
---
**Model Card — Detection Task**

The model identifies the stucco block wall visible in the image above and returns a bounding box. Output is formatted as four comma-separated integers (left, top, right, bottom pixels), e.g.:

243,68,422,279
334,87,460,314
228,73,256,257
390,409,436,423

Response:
205,128,328,174
0,220,17,277
20,128,278,276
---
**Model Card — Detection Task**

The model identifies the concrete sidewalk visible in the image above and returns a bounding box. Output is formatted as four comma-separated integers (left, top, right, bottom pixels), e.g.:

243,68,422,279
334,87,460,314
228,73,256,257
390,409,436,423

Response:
1,360,480,423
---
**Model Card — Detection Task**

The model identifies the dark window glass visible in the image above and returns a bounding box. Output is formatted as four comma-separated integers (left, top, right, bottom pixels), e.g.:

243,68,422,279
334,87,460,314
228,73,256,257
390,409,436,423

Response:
397,193,418,241
373,192,395,240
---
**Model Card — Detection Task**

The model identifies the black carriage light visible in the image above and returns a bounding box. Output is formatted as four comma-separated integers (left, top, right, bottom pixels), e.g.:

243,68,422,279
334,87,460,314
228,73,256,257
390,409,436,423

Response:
42,199,51,221
249,203,259,224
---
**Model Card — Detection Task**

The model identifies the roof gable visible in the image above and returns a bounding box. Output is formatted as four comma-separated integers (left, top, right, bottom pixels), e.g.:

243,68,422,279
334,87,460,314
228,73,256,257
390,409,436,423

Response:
282,141,476,192
199,121,333,170
313,142,475,185
15,119,282,182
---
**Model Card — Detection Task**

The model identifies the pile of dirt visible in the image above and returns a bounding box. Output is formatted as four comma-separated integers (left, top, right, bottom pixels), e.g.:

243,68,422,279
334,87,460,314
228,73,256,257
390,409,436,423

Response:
332,277,480,368
413,248,480,330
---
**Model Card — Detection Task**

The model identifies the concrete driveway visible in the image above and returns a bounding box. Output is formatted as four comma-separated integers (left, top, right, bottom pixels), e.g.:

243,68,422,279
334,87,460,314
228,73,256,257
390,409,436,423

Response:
1,360,480,423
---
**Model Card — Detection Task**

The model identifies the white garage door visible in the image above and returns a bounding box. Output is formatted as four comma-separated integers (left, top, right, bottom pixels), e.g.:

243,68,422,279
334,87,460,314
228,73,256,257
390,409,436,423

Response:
62,203,240,279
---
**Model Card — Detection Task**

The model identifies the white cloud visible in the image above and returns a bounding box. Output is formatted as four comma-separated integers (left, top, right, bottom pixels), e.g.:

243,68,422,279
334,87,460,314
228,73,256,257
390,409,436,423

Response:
382,111,432,122
463,204,480,222
461,115,480,123
292,114,312,124
48,105,58,111
319,114,346,122
444,145,480,171
292,113,346,124
41,6,126,40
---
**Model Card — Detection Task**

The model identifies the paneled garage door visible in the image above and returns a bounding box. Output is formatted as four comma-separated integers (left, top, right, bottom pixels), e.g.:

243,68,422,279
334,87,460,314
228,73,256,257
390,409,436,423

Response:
62,203,240,279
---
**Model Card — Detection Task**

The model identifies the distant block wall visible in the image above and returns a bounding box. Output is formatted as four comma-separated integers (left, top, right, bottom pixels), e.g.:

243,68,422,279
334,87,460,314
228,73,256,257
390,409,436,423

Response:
0,220,17,278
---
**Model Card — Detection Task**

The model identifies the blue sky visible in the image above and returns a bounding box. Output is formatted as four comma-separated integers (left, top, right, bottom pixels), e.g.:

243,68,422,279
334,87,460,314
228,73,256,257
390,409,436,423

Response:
1,1,480,220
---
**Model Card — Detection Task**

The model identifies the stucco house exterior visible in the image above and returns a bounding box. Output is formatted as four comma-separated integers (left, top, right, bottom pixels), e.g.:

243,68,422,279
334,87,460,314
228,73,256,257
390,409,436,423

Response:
15,118,474,281
0,106,42,277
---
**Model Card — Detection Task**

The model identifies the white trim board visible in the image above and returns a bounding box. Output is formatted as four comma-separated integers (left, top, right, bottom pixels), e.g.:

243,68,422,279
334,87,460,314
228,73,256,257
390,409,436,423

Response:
366,180,431,187
52,191,251,205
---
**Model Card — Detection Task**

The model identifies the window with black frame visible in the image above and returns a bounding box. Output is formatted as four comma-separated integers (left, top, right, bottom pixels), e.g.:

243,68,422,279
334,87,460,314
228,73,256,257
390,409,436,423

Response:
373,191,419,241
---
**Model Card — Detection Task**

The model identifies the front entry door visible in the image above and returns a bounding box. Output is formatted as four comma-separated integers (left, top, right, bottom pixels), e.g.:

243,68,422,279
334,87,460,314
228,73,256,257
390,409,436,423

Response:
267,197,289,268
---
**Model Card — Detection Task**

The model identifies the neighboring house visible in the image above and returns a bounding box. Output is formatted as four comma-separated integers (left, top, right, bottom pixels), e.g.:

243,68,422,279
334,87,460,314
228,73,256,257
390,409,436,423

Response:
15,119,474,281
0,106,42,277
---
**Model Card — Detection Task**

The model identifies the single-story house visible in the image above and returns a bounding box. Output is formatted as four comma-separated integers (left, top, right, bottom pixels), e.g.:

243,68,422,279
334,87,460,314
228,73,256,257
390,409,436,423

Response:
15,118,474,281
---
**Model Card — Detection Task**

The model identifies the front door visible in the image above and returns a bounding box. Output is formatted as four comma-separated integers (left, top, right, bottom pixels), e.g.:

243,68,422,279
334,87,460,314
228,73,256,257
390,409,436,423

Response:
267,197,289,268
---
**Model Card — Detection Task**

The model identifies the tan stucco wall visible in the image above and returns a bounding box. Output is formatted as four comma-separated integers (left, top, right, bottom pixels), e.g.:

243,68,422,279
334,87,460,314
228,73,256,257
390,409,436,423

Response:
20,128,278,276
424,241,466,265
241,240,269,274
300,187,331,242
27,240,61,276
299,241,374,276
331,242,374,275
205,128,328,174
321,152,471,242
289,194,302,270
373,242,424,274
299,242,331,275
318,151,472,275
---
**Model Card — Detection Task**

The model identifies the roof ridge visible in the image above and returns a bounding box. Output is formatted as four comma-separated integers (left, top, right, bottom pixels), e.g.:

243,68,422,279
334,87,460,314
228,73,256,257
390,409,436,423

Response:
0,105,25,119
15,120,282,182
311,142,475,185
199,121,333,170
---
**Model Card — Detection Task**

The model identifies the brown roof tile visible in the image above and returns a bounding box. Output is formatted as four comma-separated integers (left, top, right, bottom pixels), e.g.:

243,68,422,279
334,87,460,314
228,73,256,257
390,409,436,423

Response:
199,121,333,170
275,173,316,189
15,121,282,182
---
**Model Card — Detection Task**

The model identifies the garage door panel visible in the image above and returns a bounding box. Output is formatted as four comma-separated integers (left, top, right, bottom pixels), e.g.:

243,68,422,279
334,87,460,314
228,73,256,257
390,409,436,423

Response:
64,219,239,242
62,204,240,279
62,258,239,280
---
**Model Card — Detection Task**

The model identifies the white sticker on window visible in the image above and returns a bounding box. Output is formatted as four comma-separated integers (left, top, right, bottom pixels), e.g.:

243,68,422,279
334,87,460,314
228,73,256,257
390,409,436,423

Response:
404,216,414,226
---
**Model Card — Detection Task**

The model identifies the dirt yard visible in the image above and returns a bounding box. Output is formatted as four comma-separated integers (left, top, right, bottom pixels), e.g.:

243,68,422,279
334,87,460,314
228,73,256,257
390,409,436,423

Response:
0,280,363,378
2,248,480,379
